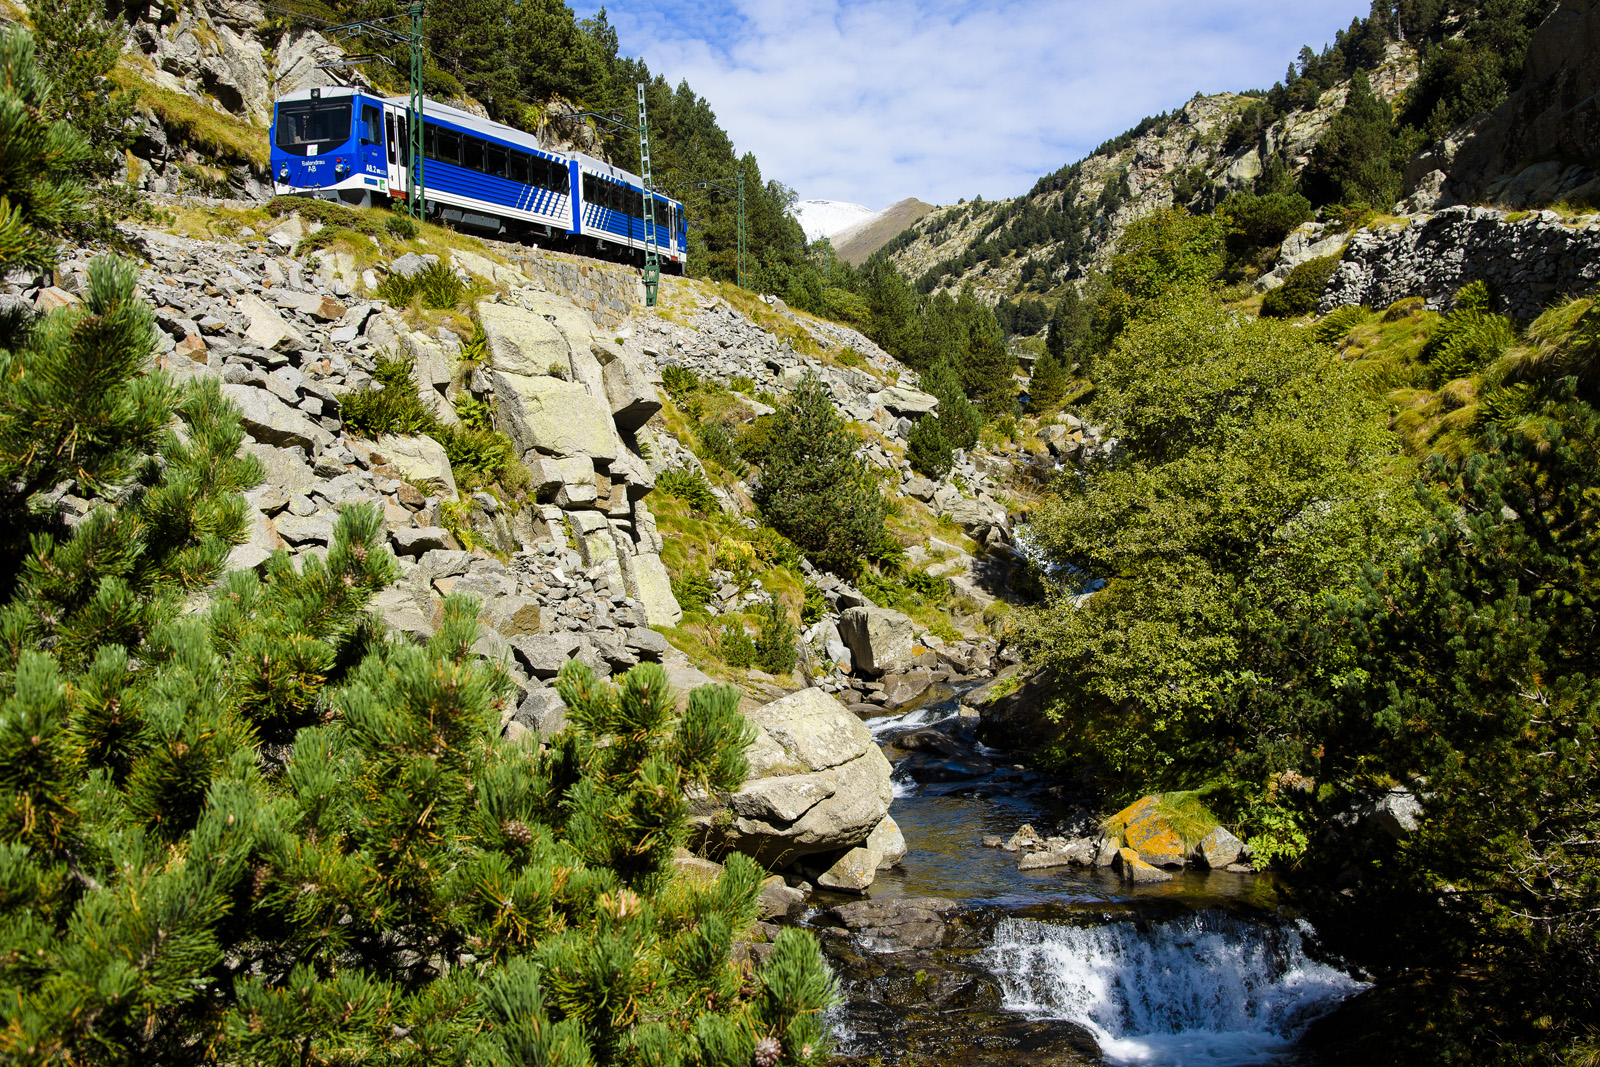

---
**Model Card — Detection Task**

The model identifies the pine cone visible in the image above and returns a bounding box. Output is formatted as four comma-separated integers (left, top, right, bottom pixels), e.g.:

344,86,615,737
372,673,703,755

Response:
502,820,533,845
752,1036,781,1067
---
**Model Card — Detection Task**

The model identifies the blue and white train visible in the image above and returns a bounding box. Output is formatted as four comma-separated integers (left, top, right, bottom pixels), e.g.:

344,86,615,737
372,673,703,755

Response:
269,85,688,272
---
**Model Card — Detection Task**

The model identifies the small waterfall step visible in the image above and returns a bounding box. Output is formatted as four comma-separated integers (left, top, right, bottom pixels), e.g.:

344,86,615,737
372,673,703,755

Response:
987,910,1365,1067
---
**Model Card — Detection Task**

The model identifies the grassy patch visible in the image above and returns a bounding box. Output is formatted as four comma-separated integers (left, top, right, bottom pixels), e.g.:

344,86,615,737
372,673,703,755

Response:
113,57,269,168
1104,790,1221,850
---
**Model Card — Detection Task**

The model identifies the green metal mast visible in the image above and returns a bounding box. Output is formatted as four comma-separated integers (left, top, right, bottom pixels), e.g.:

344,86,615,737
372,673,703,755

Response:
406,1,426,219
636,83,659,306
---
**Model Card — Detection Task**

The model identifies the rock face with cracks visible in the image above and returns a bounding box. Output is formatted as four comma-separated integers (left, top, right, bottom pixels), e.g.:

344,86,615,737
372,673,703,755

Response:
693,688,894,869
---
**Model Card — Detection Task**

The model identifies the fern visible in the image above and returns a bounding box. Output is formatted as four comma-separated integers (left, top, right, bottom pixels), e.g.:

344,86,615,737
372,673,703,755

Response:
1312,305,1368,346
1480,381,1535,427
1426,310,1515,386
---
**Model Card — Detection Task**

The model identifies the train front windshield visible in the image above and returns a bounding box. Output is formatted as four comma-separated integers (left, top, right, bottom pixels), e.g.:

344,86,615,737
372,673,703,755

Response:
274,99,352,155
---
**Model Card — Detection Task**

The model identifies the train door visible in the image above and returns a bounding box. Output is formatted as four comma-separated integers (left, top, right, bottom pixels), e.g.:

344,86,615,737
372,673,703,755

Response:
384,106,406,199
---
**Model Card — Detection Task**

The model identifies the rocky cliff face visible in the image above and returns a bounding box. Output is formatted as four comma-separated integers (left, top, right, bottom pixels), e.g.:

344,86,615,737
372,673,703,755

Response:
886,45,1419,305
1438,0,1600,210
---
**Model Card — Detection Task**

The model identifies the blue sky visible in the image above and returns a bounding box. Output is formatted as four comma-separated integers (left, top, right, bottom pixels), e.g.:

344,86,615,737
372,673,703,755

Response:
572,0,1375,210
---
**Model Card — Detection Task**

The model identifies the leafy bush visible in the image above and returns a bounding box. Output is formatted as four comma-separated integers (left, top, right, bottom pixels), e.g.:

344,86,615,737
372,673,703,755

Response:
754,599,796,675
1260,255,1339,318
375,260,468,310
750,525,800,569
662,365,701,401
453,392,495,431
801,584,828,625
1311,305,1369,345
658,468,720,513
1424,308,1515,386
729,374,755,394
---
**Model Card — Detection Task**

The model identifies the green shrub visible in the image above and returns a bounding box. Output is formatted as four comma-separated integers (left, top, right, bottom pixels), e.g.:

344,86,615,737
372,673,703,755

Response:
696,419,747,476
384,212,419,240
452,392,495,431
729,374,755,394
1260,255,1340,318
657,468,720,513
801,583,828,625
735,416,774,466
755,599,796,675
750,525,801,570
906,414,952,478
1311,305,1369,345
715,621,756,668
662,365,701,401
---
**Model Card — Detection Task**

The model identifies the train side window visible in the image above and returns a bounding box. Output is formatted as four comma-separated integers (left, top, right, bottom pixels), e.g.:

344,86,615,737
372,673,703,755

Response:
553,162,569,195
485,144,507,178
427,125,458,164
463,136,485,173
397,115,410,166
582,173,596,202
385,112,396,158
360,104,381,145
508,151,530,185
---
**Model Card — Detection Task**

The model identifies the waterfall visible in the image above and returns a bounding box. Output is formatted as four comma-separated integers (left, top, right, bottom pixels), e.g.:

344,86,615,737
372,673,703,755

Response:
986,912,1364,1066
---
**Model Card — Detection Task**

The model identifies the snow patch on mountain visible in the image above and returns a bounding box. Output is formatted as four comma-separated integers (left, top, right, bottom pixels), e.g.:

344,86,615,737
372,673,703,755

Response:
791,200,880,243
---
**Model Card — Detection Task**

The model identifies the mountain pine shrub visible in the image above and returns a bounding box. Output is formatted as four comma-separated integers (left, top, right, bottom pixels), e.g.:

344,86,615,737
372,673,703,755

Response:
0,29,90,278
906,413,953,478
755,375,887,578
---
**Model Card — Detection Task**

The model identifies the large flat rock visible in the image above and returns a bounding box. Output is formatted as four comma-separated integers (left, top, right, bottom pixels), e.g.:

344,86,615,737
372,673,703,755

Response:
492,370,619,462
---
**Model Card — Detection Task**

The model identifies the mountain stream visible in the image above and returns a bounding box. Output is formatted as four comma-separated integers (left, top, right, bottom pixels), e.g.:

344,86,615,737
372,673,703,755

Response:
815,685,1364,1067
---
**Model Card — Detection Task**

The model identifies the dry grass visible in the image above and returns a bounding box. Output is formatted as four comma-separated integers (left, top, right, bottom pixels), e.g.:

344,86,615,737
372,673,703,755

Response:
113,56,269,168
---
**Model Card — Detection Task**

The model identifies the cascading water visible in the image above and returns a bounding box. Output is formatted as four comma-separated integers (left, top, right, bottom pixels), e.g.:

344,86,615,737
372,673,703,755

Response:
986,911,1364,1066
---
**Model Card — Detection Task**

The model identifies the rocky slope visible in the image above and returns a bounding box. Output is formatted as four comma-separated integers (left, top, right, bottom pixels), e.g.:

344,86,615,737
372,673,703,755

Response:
833,197,936,266
13,193,1108,893
882,45,1420,305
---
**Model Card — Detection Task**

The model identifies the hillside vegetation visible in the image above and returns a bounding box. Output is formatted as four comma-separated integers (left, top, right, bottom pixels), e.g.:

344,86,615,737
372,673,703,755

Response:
878,0,1565,321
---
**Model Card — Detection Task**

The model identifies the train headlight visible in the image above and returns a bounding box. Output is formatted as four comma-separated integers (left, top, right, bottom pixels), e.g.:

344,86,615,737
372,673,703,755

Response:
333,159,349,177
278,164,289,181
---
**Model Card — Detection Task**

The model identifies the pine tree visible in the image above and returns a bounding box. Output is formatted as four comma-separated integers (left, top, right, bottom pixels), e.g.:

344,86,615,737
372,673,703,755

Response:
954,287,1016,416
920,357,981,452
755,374,887,577
0,28,89,279
906,413,953,478
1029,346,1068,411
29,0,137,183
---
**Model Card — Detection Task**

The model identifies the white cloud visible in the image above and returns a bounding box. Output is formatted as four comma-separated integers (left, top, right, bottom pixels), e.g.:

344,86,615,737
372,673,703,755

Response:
577,0,1374,209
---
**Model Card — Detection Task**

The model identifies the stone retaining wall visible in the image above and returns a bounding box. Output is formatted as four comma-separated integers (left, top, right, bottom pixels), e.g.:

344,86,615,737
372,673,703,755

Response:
494,246,645,329
1320,205,1600,319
